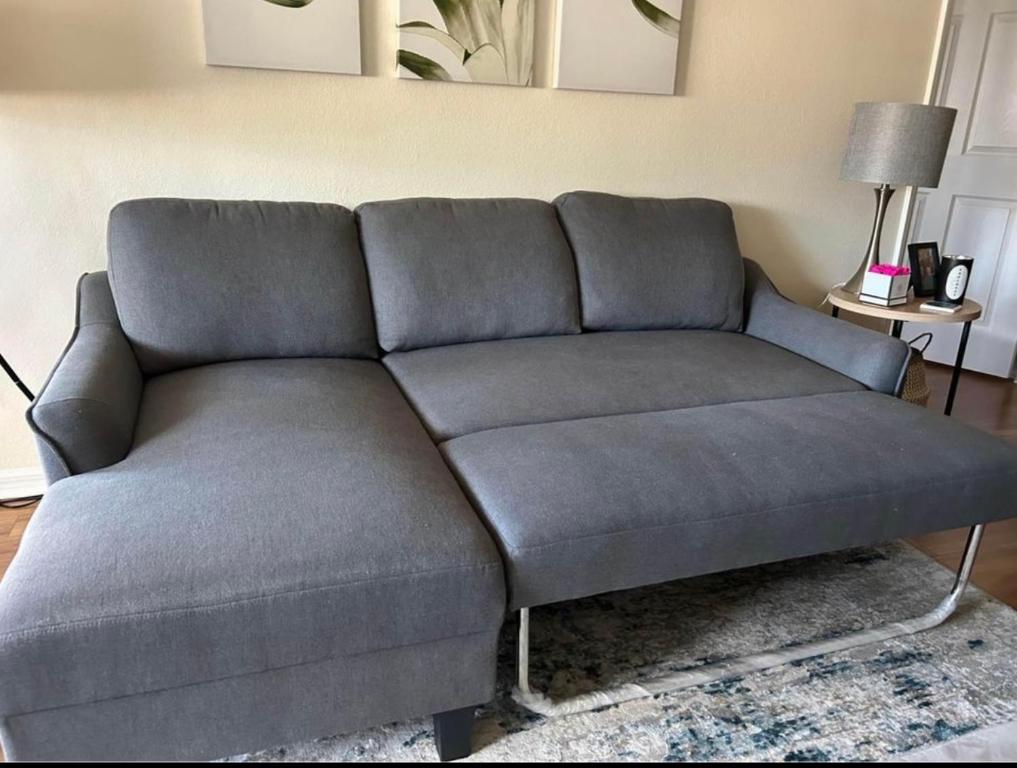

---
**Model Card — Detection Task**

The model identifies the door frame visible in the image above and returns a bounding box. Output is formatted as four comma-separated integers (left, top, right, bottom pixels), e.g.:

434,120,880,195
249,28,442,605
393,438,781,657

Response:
890,0,956,268
892,0,1017,380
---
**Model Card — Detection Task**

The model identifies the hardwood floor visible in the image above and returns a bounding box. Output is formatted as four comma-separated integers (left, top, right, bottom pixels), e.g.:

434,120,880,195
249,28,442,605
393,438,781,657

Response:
0,501,33,580
0,364,1014,610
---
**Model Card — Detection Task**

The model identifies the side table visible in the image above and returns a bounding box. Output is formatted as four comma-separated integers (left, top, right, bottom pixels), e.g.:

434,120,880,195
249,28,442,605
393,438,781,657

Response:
827,286,982,417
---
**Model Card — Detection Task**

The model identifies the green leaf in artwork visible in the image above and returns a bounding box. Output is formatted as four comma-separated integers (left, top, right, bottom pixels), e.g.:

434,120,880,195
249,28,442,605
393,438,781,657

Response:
397,50,454,81
630,0,681,39
398,21,468,63
261,0,315,6
500,0,534,86
463,43,508,84
433,0,505,57
399,0,534,86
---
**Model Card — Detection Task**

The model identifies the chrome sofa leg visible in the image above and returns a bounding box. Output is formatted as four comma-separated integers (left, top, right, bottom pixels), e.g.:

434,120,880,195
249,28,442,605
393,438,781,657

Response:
513,525,985,717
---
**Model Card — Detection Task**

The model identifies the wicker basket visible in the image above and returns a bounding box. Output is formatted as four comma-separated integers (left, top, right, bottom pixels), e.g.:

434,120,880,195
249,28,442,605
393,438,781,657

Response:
901,333,933,407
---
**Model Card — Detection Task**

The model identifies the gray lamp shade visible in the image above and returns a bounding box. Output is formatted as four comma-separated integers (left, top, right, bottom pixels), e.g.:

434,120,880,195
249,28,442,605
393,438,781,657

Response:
841,102,957,188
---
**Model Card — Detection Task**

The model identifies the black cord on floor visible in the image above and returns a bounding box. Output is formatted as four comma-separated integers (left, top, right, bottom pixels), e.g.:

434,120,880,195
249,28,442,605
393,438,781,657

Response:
0,495,41,509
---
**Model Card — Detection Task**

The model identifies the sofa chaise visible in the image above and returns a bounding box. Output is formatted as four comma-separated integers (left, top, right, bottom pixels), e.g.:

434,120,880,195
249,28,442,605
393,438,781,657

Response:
2,193,1015,761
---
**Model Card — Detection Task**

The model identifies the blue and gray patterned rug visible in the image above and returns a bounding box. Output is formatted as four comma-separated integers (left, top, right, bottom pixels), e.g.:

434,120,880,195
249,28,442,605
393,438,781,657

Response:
231,542,1017,762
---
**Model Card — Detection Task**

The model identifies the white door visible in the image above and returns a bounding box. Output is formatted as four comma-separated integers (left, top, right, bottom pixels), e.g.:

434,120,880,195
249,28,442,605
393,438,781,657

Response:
905,0,1017,378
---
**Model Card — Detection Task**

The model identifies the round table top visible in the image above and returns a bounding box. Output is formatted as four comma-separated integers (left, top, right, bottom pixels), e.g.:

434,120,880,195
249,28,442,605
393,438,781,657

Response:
827,286,982,324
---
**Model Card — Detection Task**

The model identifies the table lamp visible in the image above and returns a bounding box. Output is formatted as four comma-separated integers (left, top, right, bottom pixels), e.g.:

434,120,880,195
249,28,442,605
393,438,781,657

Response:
840,102,957,294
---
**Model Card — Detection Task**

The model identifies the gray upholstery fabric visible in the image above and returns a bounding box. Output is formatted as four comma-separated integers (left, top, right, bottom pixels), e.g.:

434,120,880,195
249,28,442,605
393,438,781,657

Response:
357,198,580,351
108,199,378,374
743,259,910,394
33,439,70,488
27,272,142,484
0,360,504,728
442,391,1017,609
385,330,863,442
555,192,745,332
2,631,497,761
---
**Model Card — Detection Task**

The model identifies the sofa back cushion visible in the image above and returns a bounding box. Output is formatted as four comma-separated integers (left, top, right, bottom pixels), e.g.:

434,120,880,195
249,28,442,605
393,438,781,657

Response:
108,198,378,374
357,198,581,352
555,192,745,332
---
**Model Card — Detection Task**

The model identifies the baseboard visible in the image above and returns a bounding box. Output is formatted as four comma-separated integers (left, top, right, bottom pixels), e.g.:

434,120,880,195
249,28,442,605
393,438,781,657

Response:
0,467,45,501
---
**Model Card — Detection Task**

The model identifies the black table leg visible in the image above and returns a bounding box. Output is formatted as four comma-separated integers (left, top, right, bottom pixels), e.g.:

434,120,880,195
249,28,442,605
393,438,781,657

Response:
831,306,840,319
944,321,972,417
891,320,903,339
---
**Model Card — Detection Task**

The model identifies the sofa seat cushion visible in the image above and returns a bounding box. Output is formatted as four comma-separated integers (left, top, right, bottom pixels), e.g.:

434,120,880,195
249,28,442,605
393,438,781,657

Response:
385,330,865,442
442,391,1017,609
0,359,504,715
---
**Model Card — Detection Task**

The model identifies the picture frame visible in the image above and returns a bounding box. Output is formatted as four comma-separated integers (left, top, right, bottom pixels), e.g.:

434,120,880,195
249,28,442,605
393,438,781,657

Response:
554,0,683,95
202,0,362,76
907,241,941,297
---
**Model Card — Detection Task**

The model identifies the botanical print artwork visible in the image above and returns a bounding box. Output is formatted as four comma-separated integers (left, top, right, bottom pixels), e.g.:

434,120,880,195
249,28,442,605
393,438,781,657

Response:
398,0,536,86
202,0,362,75
555,0,683,95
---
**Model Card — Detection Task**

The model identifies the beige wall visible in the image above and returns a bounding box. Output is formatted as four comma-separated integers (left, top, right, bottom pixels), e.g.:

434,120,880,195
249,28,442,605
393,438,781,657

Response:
0,0,940,472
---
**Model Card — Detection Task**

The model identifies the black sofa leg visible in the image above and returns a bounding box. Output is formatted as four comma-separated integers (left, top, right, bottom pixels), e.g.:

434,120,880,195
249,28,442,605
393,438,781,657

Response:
433,706,475,761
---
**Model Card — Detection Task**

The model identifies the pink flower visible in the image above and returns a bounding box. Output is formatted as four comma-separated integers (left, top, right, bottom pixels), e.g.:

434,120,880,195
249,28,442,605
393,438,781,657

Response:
869,264,911,276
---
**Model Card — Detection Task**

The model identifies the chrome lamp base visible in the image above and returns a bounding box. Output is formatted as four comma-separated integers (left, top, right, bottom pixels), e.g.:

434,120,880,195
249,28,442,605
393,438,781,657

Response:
842,183,896,295
513,525,984,717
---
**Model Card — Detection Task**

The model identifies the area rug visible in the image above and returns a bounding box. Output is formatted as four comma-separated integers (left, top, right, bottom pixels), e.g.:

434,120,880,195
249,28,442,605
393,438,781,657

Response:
228,542,1017,762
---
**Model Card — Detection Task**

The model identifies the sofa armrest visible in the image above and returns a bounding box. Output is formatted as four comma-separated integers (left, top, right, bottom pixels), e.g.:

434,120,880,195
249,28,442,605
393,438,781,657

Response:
742,259,910,395
27,272,142,485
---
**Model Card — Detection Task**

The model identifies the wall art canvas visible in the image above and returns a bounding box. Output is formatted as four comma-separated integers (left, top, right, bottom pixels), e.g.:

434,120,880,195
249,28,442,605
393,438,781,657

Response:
203,0,362,75
398,0,536,86
554,0,682,95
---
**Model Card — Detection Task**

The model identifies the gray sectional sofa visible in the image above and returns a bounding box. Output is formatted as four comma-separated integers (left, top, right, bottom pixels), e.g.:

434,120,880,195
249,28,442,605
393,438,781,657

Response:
2,193,1015,761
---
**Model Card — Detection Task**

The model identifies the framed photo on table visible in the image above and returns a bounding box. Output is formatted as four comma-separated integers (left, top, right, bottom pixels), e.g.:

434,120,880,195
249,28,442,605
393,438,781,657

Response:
907,242,941,297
